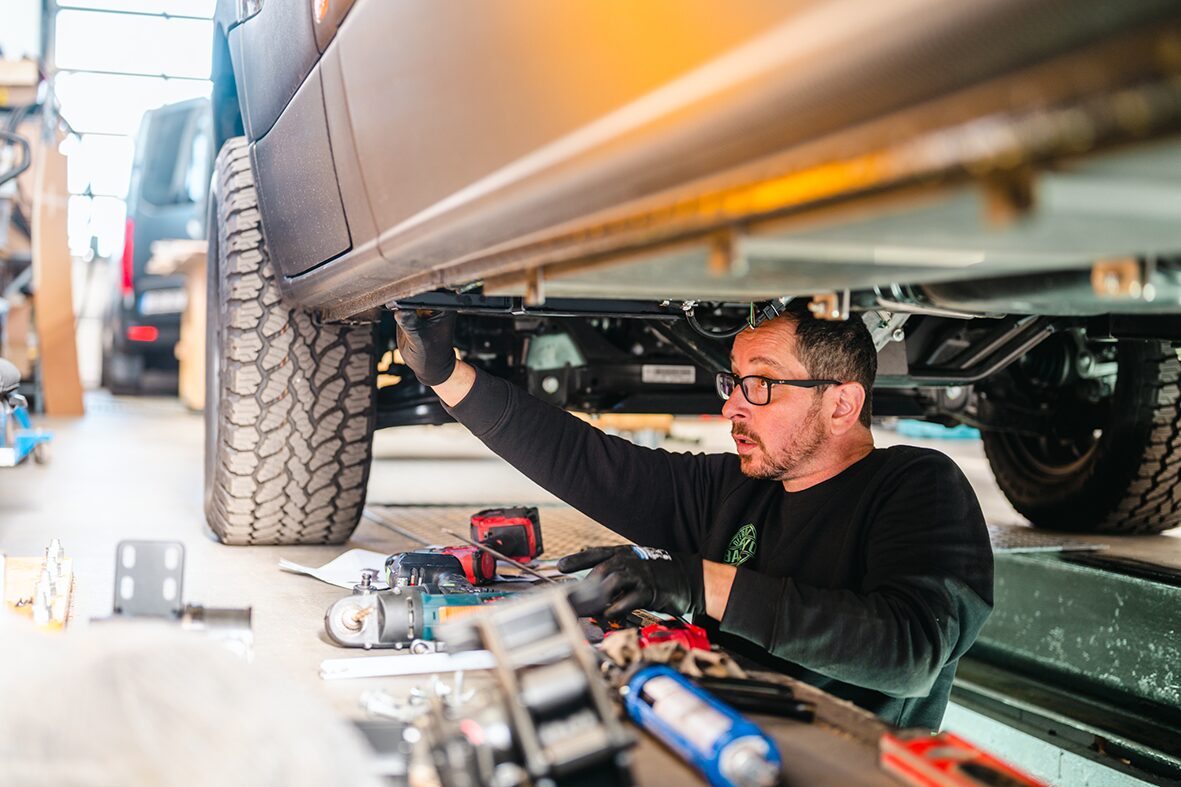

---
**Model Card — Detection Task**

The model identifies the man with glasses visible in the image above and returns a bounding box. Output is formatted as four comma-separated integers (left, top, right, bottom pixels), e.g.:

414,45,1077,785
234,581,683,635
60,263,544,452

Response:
395,305,992,728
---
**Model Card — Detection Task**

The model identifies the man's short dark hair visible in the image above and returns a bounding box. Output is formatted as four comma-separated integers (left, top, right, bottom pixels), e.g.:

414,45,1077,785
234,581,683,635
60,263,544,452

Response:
780,303,877,428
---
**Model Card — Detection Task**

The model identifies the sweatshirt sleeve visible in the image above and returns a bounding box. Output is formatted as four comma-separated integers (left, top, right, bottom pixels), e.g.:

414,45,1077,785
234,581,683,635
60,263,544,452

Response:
444,367,732,552
718,452,994,697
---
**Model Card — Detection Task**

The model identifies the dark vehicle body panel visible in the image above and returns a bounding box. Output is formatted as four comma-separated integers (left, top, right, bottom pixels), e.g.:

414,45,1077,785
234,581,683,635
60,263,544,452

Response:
252,70,351,277
214,0,1181,320
229,0,320,142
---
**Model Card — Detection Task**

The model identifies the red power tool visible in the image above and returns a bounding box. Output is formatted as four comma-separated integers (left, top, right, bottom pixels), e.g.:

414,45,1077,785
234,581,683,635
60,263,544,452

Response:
470,507,543,563
437,507,544,585
437,546,496,585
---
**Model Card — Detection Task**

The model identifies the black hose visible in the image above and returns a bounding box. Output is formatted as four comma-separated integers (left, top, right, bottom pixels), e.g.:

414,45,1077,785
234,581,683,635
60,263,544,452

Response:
0,130,31,188
684,298,796,340
684,306,752,340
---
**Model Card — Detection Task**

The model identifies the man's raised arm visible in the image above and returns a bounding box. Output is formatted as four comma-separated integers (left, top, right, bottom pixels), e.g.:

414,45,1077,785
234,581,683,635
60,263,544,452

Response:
394,310,725,552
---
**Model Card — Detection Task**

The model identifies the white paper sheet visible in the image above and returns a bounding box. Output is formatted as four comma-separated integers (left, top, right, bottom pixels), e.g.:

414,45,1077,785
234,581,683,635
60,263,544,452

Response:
278,548,391,590
320,650,497,680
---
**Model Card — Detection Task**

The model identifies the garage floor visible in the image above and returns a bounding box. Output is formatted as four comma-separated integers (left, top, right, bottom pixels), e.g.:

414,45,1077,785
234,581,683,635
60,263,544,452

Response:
2,393,1180,782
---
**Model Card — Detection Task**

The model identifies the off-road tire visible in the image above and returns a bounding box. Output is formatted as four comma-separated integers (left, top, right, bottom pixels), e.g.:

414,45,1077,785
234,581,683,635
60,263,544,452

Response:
103,346,144,396
204,137,376,545
983,341,1181,534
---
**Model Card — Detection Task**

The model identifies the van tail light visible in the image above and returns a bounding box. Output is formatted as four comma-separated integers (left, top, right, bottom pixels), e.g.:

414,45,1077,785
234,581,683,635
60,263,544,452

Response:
127,325,159,342
121,218,135,297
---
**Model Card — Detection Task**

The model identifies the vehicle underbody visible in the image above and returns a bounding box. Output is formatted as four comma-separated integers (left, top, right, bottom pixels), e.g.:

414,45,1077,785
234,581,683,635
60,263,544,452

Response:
204,0,1181,543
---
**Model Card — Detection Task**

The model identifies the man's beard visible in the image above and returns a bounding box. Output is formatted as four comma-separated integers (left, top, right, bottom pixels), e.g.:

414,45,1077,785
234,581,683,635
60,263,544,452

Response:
734,396,826,481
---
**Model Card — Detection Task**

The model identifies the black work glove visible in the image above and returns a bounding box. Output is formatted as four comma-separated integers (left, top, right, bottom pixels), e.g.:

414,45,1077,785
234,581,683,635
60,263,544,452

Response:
558,545,705,620
394,309,457,386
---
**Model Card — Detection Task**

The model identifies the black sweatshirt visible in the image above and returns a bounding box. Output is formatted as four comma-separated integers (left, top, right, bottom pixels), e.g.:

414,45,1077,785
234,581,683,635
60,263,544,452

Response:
446,369,994,729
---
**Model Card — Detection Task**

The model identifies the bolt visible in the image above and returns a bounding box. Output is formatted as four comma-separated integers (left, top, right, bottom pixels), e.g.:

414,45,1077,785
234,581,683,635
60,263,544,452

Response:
892,328,905,343
541,376,560,394
353,569,378,595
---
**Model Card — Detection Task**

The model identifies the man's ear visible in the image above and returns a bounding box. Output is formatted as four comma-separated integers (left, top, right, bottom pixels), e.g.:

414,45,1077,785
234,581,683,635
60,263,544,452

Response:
828,382,866,434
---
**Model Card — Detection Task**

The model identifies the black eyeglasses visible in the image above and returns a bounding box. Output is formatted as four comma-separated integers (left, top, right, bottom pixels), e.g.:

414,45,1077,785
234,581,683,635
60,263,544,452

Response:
715,372,841,406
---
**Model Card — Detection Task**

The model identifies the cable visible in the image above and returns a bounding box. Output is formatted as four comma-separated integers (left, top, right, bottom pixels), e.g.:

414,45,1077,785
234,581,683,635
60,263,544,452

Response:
684,306,750,339
683,298,796,340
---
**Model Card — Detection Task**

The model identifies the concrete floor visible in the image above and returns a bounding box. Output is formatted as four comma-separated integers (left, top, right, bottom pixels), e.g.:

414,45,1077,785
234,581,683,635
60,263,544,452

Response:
4,394,1180,664
2,392,1180,784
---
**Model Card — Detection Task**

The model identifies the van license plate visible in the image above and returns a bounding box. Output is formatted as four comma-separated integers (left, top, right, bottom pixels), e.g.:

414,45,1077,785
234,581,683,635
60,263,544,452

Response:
139,288,188,316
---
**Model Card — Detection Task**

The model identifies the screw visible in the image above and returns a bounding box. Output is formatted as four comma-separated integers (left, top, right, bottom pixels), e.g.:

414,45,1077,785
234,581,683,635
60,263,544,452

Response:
353,569,379,595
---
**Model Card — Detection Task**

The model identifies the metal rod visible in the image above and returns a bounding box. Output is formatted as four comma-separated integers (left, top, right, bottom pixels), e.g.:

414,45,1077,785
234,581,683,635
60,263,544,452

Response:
55,5,213,21
55,66,210,82
872,288,988,320
61,129,130,138
389,293,684,321
952,315,1038,370
440,528,558,585
362,507,430,545
877,319,1058,387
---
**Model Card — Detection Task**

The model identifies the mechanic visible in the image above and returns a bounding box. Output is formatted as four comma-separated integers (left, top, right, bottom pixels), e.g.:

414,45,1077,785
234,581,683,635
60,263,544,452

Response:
395,304,993,728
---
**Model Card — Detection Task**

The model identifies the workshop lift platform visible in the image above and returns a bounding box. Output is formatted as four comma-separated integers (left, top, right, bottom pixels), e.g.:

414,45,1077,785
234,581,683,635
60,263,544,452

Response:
954,549,1181,784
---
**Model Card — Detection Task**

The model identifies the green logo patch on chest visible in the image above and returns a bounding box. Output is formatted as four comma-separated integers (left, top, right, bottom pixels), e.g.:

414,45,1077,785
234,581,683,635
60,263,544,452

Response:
724,523,758,566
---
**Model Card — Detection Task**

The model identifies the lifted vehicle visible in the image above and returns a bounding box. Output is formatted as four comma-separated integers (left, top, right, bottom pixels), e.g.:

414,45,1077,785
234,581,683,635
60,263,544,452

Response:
207,0,1181,545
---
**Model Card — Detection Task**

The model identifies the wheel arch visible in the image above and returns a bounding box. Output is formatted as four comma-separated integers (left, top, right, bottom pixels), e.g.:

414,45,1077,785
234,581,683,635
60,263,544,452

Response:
211,22,244,153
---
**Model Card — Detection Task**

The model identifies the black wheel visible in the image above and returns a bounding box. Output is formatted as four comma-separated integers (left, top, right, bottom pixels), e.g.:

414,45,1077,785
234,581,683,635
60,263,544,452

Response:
981,339,1181,534
103,346,144,395
204,137,376,545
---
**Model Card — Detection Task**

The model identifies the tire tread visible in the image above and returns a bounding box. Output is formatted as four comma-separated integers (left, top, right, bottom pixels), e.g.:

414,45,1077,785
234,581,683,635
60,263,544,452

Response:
206,138,375,545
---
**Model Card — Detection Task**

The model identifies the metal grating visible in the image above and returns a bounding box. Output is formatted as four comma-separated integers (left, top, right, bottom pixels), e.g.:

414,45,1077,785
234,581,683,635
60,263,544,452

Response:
987,523,1105,554
361,507,1104,558
362,505,631,559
